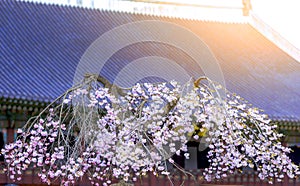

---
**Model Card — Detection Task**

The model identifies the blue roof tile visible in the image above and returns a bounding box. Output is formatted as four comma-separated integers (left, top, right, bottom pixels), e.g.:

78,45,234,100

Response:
0,0,300,120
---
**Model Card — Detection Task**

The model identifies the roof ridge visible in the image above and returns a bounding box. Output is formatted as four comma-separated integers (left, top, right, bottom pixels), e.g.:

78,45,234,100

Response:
14,0,94,10
15,0,59,6
14,0,249,24
250,13,300,63
99,7,249,24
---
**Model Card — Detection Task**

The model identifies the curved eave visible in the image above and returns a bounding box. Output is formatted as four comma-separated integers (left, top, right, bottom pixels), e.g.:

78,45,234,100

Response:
0,97,51,111
273,119,300,132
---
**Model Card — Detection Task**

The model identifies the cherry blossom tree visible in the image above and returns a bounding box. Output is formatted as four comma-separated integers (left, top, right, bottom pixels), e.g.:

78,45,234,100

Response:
2,74,299,185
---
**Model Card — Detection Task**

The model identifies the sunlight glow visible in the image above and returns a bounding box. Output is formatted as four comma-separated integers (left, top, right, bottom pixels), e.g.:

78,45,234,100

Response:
19,0,300,51
250,0,300,50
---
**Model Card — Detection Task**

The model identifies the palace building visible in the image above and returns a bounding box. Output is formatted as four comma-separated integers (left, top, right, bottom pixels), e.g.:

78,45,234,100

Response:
0,0,299,185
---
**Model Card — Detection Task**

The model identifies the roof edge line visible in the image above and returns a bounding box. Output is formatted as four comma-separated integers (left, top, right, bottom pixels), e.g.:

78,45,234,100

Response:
249,13,300,63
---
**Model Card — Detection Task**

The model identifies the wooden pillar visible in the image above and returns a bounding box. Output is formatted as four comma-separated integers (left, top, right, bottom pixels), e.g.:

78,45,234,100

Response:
7,129,14,143
6,109,14,143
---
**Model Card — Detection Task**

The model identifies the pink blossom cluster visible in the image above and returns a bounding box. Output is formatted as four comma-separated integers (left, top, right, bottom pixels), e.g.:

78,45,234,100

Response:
2,80,201,185
2,79,299,185
84,81,199,184
198,88,300,183
2,108,66,184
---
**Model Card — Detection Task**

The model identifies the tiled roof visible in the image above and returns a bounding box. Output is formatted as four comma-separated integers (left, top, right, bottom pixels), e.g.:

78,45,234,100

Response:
0,0,299,120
